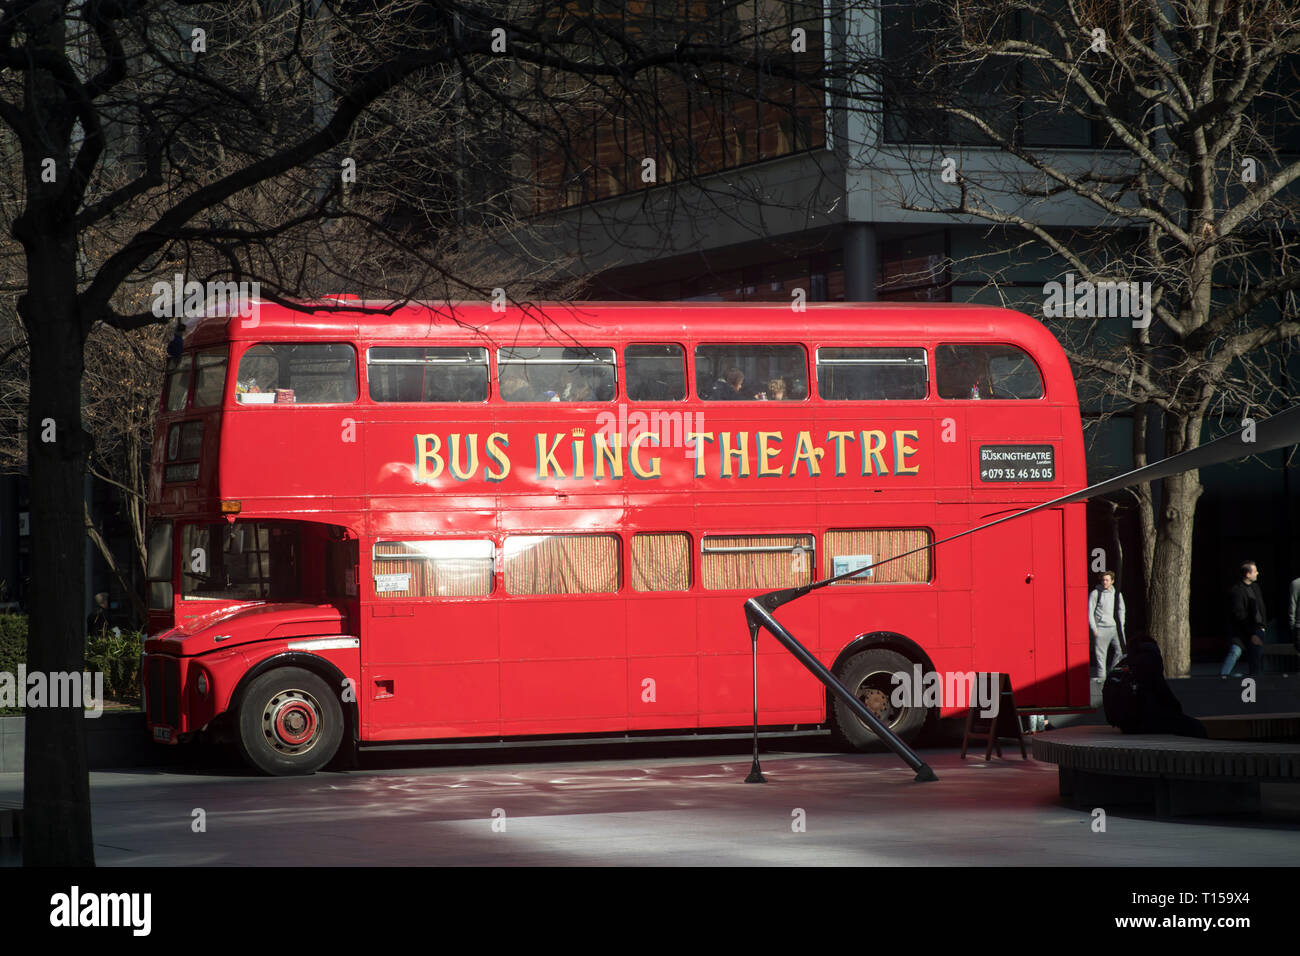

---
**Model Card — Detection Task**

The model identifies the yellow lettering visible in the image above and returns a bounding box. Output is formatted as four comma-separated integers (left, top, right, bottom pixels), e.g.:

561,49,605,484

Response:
536,433,565,478
826,431,855,477
790,431,824,476
571,435,586,479
485,432,511,481
720,431,750,478
893,429,920,475
415,433,444,481
630,433,662,478
757,432,782,477
861,430,889,475
593,433,624,479
449,433,479,481
686,432,714,477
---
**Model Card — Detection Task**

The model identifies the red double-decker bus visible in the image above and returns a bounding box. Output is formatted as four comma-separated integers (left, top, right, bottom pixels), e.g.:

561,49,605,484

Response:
141,300,1088,774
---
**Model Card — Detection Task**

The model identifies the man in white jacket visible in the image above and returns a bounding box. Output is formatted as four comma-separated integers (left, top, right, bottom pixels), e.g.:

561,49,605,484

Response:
1089,571,1126,677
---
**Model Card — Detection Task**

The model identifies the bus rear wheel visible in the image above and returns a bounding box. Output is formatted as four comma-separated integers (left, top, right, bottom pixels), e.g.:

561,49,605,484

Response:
830,648,929,751
237,667,343,776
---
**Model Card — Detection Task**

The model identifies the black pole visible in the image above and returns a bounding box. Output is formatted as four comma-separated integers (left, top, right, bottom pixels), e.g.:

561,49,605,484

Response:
744,598,938,782
744,619,766,783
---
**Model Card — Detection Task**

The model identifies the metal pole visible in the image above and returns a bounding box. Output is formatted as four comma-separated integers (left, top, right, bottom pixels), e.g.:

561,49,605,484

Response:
744,621,766,783
744,598,937,782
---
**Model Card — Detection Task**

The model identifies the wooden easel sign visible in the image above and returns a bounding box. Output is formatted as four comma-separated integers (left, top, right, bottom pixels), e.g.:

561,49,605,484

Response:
960,673,1027,760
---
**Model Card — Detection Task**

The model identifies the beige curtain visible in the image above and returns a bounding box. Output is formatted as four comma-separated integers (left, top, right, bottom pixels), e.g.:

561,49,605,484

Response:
631,533,690,592
505,535,620,595
374,541,493,597
825,529,931,584
702,535,814,590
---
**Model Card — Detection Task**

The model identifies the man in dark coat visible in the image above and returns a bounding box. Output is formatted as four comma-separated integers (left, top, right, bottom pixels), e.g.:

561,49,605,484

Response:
1221,561,1267,677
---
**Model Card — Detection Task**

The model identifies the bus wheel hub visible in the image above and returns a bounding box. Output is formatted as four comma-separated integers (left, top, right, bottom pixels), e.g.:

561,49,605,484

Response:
266,691,319,749
860,687,889,719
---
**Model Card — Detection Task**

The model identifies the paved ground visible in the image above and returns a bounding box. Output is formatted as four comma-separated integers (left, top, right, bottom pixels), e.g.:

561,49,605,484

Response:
3,737,1298,866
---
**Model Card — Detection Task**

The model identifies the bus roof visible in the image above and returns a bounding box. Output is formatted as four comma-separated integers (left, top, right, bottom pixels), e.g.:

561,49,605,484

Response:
185,300,1062,352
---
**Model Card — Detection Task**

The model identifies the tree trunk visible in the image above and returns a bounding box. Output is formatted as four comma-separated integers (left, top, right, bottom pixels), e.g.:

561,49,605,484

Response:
18,255,95,866
1147,469,1202,677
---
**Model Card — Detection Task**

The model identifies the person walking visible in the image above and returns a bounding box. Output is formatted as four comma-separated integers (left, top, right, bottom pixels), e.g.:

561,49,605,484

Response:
1289,574,1300,650
1222,561,1267,677
1088,570,1126,677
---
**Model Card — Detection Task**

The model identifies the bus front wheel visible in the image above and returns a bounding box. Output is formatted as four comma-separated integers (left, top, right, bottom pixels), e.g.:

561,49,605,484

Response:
830,648,929,751
237,667,343,776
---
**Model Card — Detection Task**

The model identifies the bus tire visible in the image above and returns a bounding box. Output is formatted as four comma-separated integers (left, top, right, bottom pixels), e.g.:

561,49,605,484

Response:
830,648,928,751
237,667,343,776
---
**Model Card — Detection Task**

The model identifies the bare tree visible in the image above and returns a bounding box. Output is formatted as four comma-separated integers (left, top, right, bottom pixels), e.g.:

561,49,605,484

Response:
872,0,1300,674
0,0,835,864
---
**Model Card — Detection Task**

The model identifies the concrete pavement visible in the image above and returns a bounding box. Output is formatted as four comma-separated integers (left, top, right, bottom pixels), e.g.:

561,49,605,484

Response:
3,739,1298,866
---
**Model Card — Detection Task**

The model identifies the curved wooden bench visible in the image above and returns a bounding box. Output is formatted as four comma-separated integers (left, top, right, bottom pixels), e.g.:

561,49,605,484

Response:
1031,720,1300,816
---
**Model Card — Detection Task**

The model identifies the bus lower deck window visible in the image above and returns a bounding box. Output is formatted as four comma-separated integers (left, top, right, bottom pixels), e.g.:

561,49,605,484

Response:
504,534,620,594
701,534,815,590
631,533,691,591
373,540,494,597
825,529,933,584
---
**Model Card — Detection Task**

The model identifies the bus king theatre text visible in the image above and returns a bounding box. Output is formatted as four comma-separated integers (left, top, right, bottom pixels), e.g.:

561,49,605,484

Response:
412,428,922,482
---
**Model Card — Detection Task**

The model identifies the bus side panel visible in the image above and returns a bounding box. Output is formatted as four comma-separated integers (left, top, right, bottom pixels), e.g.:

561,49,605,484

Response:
696,592,824,726
362,600,502,741
498,596,628,734
627,594,700,730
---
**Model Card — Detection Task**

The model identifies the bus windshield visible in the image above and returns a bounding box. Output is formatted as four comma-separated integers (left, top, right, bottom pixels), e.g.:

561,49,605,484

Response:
180,521,302,602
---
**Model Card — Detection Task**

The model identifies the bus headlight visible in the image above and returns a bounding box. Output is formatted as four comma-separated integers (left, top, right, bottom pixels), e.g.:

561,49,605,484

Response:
196,671,209,698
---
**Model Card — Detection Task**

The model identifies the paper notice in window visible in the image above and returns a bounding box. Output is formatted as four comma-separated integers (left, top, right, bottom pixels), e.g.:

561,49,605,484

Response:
374,573,411,593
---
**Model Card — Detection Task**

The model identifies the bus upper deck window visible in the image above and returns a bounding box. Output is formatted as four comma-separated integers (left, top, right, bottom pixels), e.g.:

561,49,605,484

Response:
164,353,192,412
626,344,686,401
236,343,358,404
497,346,616,403
817,347,928,400
368,347,489,402
936,344,1043,400
696,344,808,401
191,348,228,407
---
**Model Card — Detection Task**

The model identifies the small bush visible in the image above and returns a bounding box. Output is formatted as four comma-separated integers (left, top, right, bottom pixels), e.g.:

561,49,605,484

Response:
0,616,144,712
0,614,26,715
85,627,144,704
